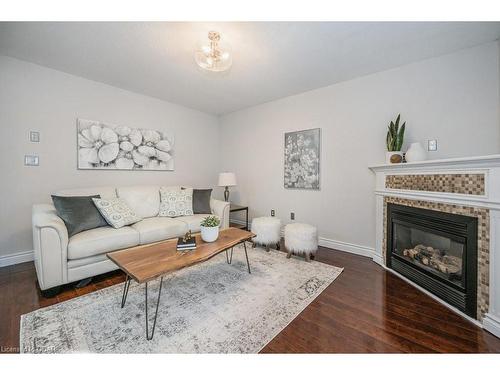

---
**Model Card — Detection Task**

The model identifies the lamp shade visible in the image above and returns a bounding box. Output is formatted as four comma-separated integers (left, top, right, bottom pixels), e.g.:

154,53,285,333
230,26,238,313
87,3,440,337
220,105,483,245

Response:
218,172,237,187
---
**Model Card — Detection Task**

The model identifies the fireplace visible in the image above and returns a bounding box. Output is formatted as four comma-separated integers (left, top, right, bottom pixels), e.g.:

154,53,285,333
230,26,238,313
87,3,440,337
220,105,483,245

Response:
386,203,478,318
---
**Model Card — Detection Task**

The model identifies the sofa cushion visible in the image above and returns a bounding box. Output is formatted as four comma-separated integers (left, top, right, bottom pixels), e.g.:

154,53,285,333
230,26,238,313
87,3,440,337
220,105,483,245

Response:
116,185,160,218
174,214,212,232
131,217,188,244
68,226,140,260
54,186,117,199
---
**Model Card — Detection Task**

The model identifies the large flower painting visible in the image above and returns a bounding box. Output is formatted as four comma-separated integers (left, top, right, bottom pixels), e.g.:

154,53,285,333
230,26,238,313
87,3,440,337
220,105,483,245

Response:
284,128,320,190
77,119,174,171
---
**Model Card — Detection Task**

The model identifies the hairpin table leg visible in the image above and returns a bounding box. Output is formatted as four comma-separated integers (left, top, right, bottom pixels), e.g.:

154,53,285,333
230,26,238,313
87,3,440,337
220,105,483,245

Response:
225,247,234,264
121,275,131,308
145,277,163,341
243,241,251,274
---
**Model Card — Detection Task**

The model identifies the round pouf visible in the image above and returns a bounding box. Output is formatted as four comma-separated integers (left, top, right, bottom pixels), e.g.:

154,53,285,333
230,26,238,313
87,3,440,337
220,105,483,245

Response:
251,217,281,252
284,223,318,262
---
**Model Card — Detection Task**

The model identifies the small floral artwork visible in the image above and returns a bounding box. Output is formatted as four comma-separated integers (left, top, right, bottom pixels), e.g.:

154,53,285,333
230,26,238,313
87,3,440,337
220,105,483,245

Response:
284,128,320,190
77,119,174,171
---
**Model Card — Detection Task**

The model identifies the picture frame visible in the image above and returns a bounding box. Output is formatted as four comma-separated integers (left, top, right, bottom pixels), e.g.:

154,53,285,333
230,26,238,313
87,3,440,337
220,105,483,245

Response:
77,118,174,171
284,128,321,190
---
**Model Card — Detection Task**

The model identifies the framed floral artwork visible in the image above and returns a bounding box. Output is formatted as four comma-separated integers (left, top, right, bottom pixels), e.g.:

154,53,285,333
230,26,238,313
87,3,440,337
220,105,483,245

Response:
284,128,320,190
77,118,174,171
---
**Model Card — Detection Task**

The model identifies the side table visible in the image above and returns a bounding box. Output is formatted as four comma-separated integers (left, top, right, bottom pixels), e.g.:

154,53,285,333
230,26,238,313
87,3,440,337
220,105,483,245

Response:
229,204,249,231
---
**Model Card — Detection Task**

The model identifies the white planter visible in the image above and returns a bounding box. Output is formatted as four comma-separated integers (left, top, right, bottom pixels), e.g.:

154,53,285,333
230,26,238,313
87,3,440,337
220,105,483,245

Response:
200,225,219,242
405,142,427,162
386,151,403,164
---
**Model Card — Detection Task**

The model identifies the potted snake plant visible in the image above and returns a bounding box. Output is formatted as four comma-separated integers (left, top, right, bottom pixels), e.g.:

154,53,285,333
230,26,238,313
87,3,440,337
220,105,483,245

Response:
200,215,221,242
386,114,406,164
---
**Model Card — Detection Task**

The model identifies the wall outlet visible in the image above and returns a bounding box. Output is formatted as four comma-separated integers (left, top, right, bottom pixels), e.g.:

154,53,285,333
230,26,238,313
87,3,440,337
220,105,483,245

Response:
428,139,438,151
24,155,39,166
271,209,275,217
290,212,295,220
29,131,40,143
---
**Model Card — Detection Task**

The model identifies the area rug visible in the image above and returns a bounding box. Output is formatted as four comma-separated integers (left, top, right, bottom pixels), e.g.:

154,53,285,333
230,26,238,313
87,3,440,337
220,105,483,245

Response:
20,244,343,353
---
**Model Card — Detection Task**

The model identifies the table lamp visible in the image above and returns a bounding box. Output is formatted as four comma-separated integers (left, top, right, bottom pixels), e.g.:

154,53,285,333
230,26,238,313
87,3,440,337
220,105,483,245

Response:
218,172,237,202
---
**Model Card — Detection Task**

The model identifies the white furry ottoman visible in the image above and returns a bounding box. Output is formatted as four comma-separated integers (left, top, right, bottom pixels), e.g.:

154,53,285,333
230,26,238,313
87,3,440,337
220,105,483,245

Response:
251,217,281,252
284,223,318,262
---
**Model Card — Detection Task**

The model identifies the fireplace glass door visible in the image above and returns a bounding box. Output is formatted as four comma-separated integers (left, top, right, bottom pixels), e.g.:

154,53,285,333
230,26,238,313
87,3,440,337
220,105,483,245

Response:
392,223,465,288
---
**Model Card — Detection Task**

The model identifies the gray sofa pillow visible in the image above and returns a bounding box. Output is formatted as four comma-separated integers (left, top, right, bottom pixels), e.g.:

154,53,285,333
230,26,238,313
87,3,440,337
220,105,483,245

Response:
192,189,212,214
51,195,108,237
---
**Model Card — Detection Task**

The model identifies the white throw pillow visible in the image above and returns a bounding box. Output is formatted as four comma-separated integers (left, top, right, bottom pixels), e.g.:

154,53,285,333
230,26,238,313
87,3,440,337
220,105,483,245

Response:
92,197,141,229
159,187,194,217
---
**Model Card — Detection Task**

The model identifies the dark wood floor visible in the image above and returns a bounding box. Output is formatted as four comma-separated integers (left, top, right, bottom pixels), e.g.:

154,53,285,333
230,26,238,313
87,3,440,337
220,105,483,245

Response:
1,246,500,353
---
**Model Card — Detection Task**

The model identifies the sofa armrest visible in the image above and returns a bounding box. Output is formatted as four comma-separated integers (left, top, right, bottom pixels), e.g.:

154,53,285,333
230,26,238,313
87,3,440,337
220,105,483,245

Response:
32,204,69,290
210,199,230,229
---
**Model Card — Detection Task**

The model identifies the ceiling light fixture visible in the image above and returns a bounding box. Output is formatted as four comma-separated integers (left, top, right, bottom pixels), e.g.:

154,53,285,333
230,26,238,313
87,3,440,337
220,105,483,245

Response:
194,31,232,72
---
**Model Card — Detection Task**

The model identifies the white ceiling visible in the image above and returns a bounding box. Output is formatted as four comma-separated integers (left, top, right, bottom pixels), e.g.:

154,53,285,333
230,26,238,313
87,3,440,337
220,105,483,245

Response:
1,22,500,115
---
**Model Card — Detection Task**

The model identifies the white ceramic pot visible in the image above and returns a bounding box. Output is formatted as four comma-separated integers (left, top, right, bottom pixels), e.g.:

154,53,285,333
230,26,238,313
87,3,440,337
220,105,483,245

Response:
405,142,427,162
386,151,403,164
200,225,219,242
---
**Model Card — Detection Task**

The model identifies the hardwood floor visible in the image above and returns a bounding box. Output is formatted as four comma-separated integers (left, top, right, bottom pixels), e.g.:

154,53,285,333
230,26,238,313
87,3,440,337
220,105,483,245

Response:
1,246,500,353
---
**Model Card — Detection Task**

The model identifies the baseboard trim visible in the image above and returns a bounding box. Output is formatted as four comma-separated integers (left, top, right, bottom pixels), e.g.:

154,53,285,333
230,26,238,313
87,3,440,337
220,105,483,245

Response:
372,253,385,266
230,219,375,259
483,314,500,338
0,250,34,268
318,238,375,258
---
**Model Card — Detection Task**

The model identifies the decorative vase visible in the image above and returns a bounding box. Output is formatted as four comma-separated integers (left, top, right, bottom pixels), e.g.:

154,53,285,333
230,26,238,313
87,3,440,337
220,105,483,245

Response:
386,151,403,164
405,142,427,162
200,225,219,242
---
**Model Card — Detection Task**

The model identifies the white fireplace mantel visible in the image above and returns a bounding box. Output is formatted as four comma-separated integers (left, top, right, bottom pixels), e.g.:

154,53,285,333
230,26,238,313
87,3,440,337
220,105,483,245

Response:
369,154,500,172
369,154,500,338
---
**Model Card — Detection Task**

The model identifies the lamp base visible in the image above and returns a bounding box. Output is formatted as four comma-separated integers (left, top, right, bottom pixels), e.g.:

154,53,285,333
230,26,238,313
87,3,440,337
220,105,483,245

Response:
224,186,229,202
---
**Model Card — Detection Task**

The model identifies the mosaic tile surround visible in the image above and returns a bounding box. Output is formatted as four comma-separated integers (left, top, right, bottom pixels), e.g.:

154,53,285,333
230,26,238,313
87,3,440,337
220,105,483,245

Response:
383,196,490,320
385,173,485,195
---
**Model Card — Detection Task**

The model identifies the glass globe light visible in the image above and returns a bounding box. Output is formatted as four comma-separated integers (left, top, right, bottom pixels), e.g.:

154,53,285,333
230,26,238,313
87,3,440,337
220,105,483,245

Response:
195,31,232,72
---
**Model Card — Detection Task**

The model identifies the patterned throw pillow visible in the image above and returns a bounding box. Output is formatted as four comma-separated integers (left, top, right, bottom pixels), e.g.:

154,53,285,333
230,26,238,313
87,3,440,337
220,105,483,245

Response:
92,198,141,229
159,187,194,217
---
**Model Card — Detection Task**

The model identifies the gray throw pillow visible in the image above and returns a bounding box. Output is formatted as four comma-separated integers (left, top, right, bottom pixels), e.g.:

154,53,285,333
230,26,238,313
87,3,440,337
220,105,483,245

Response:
51,195,108,237
192,189,212,214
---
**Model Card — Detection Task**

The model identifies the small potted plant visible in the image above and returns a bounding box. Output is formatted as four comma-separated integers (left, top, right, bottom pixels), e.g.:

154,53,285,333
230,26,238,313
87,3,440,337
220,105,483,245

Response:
386,114,406,164
200,215,221,242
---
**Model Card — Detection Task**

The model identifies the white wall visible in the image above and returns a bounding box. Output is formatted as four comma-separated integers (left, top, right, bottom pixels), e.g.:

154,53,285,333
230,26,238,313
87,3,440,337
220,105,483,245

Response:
219,42,500,252
0,56,220,257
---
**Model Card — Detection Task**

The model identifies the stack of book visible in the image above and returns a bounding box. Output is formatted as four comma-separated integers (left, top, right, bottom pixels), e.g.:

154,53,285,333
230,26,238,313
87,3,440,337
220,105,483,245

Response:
176,236,196,251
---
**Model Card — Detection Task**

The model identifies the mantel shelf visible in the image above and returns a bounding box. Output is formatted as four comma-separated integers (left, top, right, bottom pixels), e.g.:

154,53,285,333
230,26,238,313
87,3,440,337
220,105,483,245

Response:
369,154,500,172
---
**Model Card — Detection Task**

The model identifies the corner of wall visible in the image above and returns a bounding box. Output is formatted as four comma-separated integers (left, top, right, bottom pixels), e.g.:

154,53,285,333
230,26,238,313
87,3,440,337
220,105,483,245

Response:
498,39,500,151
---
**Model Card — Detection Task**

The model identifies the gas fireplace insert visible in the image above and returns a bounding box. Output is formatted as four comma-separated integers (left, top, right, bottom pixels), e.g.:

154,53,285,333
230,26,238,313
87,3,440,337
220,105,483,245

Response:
386,203,478,318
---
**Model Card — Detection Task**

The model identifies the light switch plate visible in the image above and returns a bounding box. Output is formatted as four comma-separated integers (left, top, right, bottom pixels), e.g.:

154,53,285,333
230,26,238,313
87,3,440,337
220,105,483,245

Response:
29,131,40,143
24,155,39,166
290,212,295,220
428,139,438,151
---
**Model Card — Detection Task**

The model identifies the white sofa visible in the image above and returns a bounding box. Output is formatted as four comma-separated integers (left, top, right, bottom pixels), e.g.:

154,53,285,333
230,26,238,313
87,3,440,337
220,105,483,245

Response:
32,185,230,293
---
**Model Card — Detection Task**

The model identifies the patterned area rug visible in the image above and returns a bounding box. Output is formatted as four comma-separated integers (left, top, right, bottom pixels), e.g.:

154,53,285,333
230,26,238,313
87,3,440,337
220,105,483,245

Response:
20,244,343,353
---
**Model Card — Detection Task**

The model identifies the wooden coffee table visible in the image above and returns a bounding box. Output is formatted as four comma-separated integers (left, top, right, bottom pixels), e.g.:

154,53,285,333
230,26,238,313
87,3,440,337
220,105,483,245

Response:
107,227,255,340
